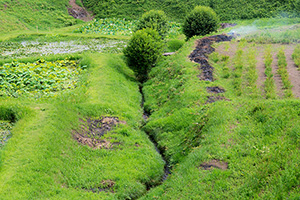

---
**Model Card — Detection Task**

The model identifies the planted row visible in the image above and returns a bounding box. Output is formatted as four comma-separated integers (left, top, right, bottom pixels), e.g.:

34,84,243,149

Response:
292,44,300,67
263,46,277,99
0,59,84,98
277,48,293,98
245,47,259,98
232,49,244,96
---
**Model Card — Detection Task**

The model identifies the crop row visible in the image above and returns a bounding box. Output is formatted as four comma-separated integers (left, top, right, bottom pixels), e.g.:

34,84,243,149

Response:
292,44,300,67
263,46,277,99
232,49,244,96
245,47,259,98
277,48,293,98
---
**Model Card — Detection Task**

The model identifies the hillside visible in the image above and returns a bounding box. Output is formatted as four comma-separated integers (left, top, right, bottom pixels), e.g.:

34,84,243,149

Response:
83,0,300,21
0,0,77,33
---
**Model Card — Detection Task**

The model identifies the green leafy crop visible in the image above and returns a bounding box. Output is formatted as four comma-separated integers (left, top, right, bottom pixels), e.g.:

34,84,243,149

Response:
0,59,83,98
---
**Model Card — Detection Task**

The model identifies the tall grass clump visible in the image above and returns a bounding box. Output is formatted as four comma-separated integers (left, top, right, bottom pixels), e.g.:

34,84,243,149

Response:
277,48,293,98
123,28,163,82
292,44,300,67
264,46,277,99
135,10,169,39
182,6,219,39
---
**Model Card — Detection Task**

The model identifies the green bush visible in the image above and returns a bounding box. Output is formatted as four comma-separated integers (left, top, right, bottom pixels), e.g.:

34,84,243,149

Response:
135,10,169,39
123,28,163,82
182,6,219,39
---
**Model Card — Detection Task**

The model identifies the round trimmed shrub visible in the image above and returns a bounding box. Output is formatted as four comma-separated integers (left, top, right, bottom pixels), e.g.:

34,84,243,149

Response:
123,28,163,82
135,10,169,39
182,6,219,39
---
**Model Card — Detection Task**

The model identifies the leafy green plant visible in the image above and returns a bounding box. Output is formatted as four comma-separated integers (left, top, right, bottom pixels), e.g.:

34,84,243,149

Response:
73,18,137,36
182,6,219,39
0,59,83,98
135,10,169,39
123,28,163,82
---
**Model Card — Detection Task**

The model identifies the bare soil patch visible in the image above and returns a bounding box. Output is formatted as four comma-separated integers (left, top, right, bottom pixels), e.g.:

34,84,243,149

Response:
68,0,93,21
206,96,230,104
255,45,267,95
199,159,228,170
206,86,225,94
189,34,233,82
73,116,125,149
83,180,115,193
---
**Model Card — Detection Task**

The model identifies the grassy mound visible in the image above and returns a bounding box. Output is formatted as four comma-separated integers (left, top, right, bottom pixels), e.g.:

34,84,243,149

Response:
140,35,300,199
0,54,164,199
0,0,77,33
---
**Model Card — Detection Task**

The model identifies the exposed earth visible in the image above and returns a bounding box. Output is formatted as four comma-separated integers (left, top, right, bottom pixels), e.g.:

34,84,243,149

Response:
68,0,93,21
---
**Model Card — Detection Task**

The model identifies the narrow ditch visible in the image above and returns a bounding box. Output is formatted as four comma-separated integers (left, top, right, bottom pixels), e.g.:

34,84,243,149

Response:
139,85,171,190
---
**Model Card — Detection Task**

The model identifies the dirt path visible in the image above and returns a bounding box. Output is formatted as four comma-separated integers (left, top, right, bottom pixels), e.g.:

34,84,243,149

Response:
271,50,284,98
284,45,300,98
68,0,93,21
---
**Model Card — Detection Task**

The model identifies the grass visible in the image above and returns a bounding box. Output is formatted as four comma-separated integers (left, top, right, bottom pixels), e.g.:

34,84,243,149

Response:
1,7,300,199
0,53,165,199
140,34,300,199
0,0,78,33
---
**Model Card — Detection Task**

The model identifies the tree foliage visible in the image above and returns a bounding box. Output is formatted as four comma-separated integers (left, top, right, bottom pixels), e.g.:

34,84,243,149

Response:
182,6,219,39
123,28,163,82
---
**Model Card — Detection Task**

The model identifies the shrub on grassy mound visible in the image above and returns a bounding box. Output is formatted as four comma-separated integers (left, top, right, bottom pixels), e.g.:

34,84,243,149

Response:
135,10,169,39
123,28,163,82
182,6,219,39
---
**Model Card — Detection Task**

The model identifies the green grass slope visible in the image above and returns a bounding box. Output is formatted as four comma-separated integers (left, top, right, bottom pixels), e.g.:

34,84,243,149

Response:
83,0,300,21
0,0,77,33
141,37,300,199
0,54,164,199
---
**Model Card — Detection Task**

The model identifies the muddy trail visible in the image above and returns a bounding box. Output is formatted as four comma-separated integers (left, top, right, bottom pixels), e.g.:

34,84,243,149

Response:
68,0,93,21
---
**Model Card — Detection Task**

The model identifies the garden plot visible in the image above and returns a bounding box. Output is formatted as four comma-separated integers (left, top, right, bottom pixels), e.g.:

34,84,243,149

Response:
215,41,300,99
0,38,126,59
0,59,84,98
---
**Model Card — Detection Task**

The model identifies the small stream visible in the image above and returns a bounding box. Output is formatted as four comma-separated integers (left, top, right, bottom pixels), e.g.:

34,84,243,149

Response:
139,85,171,188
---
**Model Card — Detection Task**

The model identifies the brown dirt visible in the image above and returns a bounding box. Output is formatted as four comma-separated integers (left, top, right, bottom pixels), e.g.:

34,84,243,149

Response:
205,96,230,104
189,34,233,82
206,86,225,94
270,48,284,97
284,45,300,98
255,45,267,95
199,159,228,170
84,180,115,193
73,116,125,149
68,0,93,21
